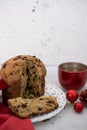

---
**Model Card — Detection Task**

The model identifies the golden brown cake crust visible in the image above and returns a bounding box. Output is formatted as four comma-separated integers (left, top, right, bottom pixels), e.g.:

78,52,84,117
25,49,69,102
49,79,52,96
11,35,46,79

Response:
8,96,59,118
0,55,46,105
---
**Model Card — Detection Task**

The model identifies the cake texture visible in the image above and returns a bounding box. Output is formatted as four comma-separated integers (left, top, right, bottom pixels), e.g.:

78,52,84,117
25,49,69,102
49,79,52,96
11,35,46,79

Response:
8,96,59,118
0,55,46,105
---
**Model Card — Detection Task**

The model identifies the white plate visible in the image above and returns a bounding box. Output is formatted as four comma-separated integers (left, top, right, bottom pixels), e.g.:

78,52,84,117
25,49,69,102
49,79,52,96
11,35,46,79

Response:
31,83,66,123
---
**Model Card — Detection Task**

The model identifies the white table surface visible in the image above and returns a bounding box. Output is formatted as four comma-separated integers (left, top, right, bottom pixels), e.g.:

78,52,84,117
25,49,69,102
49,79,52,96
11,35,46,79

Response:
33,66,87,130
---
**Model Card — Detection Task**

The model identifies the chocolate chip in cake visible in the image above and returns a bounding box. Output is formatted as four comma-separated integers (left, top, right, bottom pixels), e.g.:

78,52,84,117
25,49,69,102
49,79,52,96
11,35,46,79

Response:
13,106,19,112
36,92,40,97
3,63,7,68
26,68,29,75
22,56,27,60
41,83,44,87
30,65,35,69
30,74,32,77
14,63,18,66
22,73,24,76
13,55,21,60
10,72,13,75
46,103,53,107
33,78,35,81
21,103,27,108
39,98,44,100
46,100,54,104
33,56,36,58
38,59,41,62
38,107,43,111
26,85,32,91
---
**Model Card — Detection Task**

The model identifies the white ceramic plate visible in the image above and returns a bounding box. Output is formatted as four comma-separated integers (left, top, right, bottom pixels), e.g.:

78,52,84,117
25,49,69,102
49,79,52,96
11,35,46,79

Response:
31,83,66,123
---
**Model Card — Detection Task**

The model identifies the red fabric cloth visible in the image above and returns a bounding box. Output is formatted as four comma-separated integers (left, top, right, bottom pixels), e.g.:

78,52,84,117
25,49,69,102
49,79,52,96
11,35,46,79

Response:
0,103,8,114
0,79,9,90
0,114,34,130
0,79,34,130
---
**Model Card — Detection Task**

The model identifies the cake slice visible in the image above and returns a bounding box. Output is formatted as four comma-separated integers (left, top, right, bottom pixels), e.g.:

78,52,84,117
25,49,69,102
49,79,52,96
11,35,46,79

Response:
8,96,59,118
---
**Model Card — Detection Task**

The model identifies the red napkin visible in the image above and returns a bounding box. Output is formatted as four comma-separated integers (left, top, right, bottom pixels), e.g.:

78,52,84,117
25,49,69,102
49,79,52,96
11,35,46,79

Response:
0,79,9,90
0,114,34,130
0,79,35,130
0,102,8,114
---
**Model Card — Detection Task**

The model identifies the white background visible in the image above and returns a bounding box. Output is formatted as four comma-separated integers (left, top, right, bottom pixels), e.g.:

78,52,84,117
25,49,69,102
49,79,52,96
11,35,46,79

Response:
0,0,87,66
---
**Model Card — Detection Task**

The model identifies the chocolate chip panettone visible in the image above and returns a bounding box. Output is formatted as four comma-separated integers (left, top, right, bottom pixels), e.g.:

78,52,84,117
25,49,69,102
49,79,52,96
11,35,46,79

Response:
8,96,59,118
0,55,46,105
